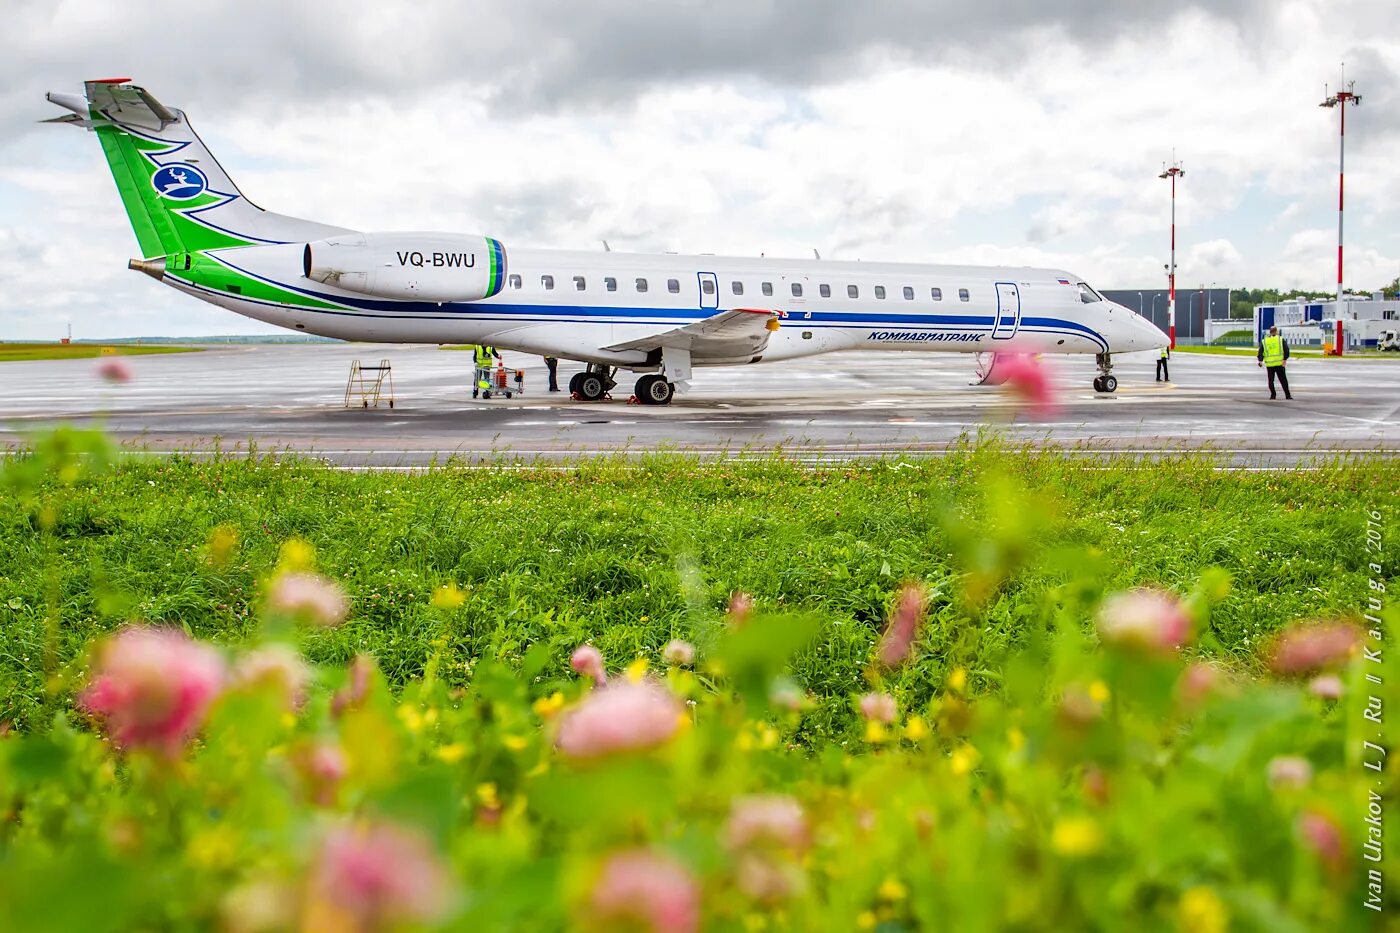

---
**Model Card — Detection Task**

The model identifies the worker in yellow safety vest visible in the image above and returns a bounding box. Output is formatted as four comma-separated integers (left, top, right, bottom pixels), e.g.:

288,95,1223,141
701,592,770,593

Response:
1256,326,1292,400
471,345,502,399
1155,345,1170,382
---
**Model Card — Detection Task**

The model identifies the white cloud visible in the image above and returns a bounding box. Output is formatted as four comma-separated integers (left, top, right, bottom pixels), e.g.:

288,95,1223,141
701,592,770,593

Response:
0,0,1397,338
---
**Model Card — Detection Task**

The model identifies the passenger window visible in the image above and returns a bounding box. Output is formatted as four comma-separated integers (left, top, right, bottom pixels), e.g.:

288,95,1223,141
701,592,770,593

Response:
573,275,586,291
605,277,617,292
958,288,970,302
847,285,859,299
732,281,744,296
791,283,803,297
667,278,680,294
903,286,914,300
819,284,831,298
508,274,522,289
701,278,715,295
931,287,943,301
541,275,554,290
874,286,886,299
635,278,648,293
762,282,773,297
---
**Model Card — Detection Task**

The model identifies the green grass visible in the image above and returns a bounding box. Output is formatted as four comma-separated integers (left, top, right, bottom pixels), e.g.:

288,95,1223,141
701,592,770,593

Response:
0,343,201,362
3,447,1394,735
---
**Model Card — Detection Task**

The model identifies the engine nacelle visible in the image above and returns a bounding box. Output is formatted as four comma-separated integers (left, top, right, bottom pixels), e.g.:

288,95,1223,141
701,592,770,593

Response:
302,233,506,302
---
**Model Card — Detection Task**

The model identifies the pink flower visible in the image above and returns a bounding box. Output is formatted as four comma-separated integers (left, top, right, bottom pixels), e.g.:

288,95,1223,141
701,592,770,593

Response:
1096,589,1191,654
661,640,696,667
267,572,349,627
1176,661,1227,708
859,692,897,724
232,644,309,710
877,584,927,668
556,681,683,760
1267,756,1313,791
590,849,699,933
1297,810,1346,874
1308,674,1344,700
307,821,452,928
95,357,133,384
292,741,348,806
725,795,809,851
1270,622,1361,676
80,626,225,756
995,353,1057,417
570,644,607,685
727,592,753,624
331,654,376,717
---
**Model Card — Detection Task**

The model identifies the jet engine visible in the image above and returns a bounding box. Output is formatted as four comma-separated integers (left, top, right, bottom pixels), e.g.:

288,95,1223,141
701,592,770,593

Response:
302,233,506,302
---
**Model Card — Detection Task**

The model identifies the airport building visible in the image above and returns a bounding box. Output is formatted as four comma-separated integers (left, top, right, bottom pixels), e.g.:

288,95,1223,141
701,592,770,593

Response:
1251,294,1399,350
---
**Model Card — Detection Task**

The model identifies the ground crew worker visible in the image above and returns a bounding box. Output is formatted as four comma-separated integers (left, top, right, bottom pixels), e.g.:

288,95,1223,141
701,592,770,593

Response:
544,356,560,392
1257,326,1292,400
471,344,501,398
1155,345,1170,382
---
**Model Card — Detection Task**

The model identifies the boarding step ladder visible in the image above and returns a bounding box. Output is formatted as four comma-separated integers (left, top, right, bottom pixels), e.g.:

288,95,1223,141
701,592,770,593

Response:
344,358,395,409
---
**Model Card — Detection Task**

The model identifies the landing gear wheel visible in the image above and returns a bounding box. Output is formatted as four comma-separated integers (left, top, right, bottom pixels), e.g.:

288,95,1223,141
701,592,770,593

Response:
1101,374,1117,393
635,374,674,406
1092,376,1103,392
577,373,607,401
505,391,513,399
568,372,584,395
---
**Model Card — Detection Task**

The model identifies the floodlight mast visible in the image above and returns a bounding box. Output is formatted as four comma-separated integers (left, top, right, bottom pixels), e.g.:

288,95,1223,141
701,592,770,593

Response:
1319,67,1361,306
1158,155,1185,350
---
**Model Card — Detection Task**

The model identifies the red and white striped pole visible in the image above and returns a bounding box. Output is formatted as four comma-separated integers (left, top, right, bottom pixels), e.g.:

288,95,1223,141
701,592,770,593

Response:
1321,72,1361,355
1159,158,1185,349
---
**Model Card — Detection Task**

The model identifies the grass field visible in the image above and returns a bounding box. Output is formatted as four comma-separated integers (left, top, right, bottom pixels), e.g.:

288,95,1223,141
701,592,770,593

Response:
0,343,202,362
3,439,1396,928
3,446,1393,733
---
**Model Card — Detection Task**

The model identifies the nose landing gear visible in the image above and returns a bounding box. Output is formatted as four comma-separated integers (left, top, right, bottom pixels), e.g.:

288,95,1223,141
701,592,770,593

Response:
1092,353,1118,393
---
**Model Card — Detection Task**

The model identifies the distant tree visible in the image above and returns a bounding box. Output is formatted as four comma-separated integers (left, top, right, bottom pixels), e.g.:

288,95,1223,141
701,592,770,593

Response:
1380,277,1399,300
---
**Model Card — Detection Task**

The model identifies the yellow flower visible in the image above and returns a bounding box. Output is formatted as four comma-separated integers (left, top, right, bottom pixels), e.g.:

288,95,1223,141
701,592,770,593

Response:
1177,887,1228,933
397,705,424,734
1088,680,1111,704
431,583,466,609
435,743,468,764
207,524,238,566
277,537,315,572
625,657,649,682
1007,727,1025,750
476,782,499,807
950,744,980,775
503,735,529,752
865,720,889,744
187,825,239,869
533,691,566,718
877,877,908,902
947,667,967,693
756,723,779,749
903,715,930,742
857,911,877,930
1051,816,1104,857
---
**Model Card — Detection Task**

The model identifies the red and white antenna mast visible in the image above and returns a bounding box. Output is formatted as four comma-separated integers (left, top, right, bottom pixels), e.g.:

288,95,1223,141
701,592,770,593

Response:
1158,154,1185,350
1320,65,1361,305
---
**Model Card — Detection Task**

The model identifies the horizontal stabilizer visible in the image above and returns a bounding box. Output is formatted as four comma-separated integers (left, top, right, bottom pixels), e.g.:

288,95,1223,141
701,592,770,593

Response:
85,80,177,132
604,307,782,359
39,113,90,128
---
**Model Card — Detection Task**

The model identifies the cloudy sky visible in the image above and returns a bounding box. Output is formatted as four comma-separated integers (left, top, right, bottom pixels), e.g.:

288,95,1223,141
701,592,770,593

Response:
2,0,1397,338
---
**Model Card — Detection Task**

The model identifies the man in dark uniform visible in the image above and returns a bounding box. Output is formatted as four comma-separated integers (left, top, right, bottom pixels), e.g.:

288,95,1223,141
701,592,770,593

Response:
544,356,560,392
1155,345,1170,382
1257,326,1292,400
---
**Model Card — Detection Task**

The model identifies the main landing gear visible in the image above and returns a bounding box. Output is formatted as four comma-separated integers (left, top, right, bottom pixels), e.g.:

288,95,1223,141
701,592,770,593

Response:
570,364,616,402
633,374,675,406
1092,353,1118,394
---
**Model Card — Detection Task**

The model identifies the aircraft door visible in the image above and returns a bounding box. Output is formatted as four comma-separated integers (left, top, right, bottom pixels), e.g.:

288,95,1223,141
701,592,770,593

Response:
698,272,719,311
992,282,1021,340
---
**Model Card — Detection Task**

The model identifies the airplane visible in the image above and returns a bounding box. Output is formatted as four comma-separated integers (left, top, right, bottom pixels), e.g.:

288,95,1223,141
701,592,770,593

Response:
44,79,1167,405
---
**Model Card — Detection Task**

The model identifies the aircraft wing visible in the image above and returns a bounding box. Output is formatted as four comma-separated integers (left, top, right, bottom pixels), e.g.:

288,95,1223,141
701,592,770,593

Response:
604,307,783,358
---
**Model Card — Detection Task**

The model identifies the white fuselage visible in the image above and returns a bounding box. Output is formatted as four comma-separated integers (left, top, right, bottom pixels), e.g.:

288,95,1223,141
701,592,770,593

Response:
173,244,1166,371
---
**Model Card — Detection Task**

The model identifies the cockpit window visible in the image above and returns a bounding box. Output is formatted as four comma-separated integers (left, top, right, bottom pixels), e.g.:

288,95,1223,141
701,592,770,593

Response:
1077,283,1103,304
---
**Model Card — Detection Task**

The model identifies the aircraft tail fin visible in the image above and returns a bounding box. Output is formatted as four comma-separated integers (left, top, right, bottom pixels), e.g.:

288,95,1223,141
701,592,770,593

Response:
45,80,348,259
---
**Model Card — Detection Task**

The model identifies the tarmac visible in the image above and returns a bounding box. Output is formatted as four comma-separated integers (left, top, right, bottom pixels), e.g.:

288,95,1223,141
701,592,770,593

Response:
0,344,1396,467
